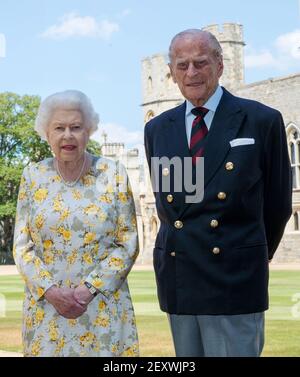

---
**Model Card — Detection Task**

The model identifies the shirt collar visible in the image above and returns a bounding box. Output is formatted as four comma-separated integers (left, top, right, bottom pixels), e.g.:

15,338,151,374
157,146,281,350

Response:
186,85,223,116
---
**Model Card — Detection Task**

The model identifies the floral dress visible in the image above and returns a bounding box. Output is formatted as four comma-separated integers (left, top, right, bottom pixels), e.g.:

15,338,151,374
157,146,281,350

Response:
13,156,139,357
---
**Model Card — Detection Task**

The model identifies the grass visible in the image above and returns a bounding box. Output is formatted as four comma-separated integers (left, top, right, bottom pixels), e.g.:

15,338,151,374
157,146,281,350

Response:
0,270,300,356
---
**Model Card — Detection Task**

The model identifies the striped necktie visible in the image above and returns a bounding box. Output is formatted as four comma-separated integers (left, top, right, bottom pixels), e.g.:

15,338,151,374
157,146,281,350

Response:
190,107,209,165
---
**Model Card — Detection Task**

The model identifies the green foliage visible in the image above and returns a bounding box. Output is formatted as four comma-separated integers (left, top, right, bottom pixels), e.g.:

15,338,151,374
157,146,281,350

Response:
0,92,51,264
0,92,102,264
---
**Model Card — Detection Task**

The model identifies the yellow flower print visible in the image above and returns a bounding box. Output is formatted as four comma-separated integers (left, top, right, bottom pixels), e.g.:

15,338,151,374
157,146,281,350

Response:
30,180,36,190
34,258,41,268
116,175,124,184
99,163,108,172
106,184,114,194
118,192,128,203
18,190,27,201
108,257,124,270
84,204,99,215
44,253,54,265
43,240,53,250
99,194,112,204
94,314,110,327
29,297,36,308
37,287,45,298
53,195,63,212
113,291,120,301
67,250,78,265
122,344,139,357
68,319,77,327
82,175,95,186
33,188,48,203
49,320,59,341
35,308,45,324
62,229,71,242
39,270,51,279
84,232,96,244
92,242,99,256
82,252,93,265
55,337,66,355
59,208,71,221
25,316,33,330
35,214,45,230
98,210,107,222
98,300,107,311
92,278,104,290
23,253,33,263
111,343,119,354
72,189,82,200
99,250,109,261
31,338,42,356
79,332,96,347
51,175,62,183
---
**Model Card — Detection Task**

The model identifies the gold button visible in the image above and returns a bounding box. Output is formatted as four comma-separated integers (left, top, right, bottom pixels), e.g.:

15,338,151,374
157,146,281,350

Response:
210,219,219,228
225,162,234,171
167,194,174,203
217,192,227,200
162,168,169,176
170,252,176,257
174,220,183,229
212,247,221,255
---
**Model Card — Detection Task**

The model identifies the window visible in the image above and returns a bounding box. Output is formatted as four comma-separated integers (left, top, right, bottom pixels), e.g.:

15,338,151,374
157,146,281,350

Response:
287,124,300,189
294,212,299,231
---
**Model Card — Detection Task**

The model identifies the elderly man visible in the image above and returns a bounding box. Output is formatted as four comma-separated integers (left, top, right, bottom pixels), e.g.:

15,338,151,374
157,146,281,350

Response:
144,29,292,357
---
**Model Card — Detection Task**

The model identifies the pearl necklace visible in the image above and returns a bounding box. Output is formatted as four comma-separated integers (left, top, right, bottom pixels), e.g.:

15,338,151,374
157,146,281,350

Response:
55,154,87,187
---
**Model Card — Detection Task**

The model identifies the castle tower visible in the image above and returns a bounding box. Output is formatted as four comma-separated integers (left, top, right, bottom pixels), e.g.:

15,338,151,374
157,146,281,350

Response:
203,23,245,90
141,54,183,124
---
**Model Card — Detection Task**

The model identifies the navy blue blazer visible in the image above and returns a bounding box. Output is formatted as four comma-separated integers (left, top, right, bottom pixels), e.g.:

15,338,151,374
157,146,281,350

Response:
144,88,292,315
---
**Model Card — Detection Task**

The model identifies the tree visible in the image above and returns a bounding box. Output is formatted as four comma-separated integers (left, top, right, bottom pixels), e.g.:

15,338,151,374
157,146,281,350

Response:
0,92,101,264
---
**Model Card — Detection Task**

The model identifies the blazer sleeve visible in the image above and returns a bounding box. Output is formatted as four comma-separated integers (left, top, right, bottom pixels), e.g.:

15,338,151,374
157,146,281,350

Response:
13,166,56,301
263,112,293,260
85,161,139,297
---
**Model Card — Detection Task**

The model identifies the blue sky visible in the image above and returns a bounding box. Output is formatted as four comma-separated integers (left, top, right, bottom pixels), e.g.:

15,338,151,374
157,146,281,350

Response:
0,0,299,153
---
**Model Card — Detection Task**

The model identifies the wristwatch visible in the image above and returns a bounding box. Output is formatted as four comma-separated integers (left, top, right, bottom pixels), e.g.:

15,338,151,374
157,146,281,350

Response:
84,281,98,297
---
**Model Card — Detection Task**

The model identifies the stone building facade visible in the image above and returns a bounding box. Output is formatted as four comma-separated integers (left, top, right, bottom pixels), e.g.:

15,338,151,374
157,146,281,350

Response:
104,23,300,264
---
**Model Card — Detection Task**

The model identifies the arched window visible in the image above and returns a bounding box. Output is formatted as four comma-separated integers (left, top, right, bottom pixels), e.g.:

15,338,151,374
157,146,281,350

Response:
145,110,155,123
165,73,172,88
287,124,300,189
294,212,299,231
151,217,158,239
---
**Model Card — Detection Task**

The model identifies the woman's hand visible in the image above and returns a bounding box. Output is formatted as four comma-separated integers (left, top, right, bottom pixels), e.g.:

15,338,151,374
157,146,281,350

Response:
45,286,87,319
73,285,94,306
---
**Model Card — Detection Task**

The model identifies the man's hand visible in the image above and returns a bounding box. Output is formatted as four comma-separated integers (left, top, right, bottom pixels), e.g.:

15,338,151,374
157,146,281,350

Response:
45,286,87,319
73,285,94,306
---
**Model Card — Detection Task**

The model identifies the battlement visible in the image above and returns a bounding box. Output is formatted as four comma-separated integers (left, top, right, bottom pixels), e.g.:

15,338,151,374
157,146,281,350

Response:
203,23,244,43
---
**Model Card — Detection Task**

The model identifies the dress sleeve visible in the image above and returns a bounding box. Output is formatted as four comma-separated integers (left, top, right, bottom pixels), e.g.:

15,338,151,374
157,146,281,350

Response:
85,161,139,297
13,165,56,301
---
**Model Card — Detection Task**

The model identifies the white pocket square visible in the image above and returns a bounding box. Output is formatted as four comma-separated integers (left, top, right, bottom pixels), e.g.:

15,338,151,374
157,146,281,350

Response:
230,138,255,147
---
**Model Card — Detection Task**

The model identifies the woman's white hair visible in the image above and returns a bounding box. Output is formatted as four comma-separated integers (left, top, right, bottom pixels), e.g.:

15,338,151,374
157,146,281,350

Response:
35,90,99,141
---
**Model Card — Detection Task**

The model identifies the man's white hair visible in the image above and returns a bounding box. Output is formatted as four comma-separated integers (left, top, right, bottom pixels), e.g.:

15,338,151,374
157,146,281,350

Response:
168,29,223,63
35,90,99,141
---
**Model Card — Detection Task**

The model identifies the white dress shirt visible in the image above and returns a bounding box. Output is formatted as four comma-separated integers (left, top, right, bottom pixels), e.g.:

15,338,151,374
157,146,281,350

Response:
185,85,223,146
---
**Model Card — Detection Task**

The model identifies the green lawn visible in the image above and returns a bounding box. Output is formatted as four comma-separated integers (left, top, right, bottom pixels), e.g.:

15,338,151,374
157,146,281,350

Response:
0,270,300,356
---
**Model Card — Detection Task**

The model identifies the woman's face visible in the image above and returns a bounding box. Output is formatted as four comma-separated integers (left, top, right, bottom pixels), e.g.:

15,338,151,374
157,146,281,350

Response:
46,108,90,162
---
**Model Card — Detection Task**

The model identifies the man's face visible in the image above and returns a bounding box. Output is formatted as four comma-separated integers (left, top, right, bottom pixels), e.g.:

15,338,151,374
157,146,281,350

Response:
169,34,223,107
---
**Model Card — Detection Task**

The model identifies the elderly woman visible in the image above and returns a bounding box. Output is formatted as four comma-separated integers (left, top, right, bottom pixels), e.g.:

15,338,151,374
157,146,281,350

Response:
13,90,139,357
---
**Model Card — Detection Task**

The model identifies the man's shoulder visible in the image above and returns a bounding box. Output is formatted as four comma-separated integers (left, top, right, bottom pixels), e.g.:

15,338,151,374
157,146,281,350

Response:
227,90,281,118
145,102,185,134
